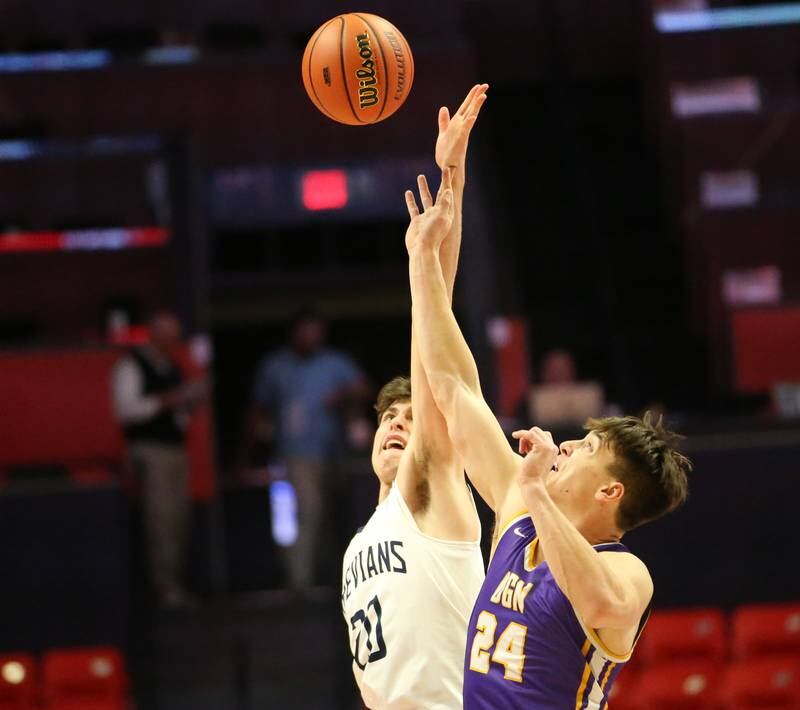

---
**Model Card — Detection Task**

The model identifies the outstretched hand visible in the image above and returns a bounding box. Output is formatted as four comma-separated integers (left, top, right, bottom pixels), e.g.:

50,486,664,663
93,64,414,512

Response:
435,83,489,172
404,169,455,254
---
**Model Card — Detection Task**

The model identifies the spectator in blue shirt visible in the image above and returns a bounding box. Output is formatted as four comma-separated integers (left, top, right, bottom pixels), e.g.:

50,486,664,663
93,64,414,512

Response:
248,309,370,588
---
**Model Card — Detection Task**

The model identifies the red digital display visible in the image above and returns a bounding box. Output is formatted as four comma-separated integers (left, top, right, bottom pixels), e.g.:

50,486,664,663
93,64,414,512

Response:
301,169,348,211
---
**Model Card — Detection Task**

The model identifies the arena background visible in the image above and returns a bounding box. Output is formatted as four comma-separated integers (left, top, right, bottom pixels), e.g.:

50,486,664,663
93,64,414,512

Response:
0,0,799,708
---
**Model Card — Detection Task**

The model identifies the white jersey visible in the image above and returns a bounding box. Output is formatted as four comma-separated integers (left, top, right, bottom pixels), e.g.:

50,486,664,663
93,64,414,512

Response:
341,486,485,709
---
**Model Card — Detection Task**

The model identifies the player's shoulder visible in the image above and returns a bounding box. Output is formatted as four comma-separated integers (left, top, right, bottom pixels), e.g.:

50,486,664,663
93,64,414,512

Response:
497,509,535,542
598,549,653,594
349,493,403,539
486,510,533,564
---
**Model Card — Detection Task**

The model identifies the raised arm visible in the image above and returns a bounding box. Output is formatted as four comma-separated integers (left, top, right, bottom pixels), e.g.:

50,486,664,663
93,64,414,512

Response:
405,172,522,519
515,427,653,639
398,86,488,505
435,83,487,302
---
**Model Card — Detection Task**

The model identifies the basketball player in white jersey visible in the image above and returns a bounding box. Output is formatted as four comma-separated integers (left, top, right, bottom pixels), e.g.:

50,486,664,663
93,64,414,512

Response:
341,84,489,709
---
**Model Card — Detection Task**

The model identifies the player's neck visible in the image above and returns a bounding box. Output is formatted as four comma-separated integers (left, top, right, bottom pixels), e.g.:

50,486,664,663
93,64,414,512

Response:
570,511,622,547
378,481,392,504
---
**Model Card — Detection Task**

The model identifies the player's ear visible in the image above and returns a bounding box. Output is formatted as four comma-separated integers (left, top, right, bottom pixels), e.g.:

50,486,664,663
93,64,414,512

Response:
596,481,624,503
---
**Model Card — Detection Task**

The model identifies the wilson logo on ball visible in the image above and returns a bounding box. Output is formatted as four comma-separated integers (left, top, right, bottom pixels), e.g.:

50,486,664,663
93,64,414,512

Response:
302,13,414,125
355,32,379,109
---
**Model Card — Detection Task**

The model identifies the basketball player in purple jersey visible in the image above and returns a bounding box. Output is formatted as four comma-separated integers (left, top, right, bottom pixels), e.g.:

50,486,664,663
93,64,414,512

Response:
404,169,692,708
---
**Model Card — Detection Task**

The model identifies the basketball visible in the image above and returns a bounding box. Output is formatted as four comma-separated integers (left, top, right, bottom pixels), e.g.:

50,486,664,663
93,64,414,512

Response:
301,13,414,126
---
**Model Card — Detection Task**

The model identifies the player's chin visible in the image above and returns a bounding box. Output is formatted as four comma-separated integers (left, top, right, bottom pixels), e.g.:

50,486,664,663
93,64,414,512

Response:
382,448,405,466
376,449,403,477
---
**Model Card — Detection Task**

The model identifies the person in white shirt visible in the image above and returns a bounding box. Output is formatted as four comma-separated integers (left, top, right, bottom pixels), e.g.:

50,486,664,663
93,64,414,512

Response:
111,310,206,609
341,84,489,709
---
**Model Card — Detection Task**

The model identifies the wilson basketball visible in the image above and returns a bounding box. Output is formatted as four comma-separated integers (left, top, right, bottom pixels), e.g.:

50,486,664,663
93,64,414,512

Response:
302,13,414,125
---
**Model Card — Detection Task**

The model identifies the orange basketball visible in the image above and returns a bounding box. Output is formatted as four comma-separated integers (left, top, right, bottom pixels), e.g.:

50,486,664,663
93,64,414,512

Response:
301,13,414,125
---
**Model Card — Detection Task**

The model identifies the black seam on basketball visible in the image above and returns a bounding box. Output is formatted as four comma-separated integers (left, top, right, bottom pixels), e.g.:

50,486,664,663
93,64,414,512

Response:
307,19,339,122
353,13,390,121
339,15,364,124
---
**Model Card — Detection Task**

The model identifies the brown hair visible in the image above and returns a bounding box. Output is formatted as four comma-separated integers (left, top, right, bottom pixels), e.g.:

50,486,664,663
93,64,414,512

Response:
374,376,411,422
585,412,691,532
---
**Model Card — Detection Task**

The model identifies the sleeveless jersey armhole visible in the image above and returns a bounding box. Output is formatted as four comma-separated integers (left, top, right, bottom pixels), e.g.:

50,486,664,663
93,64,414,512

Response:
577,546,650,663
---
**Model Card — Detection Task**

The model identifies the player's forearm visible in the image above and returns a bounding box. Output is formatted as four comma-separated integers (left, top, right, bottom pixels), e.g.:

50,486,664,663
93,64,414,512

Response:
438,170,465,303
409,330,453,468
410,242,519,511
405,170,464,467
409,244,481,406
519,479,637,627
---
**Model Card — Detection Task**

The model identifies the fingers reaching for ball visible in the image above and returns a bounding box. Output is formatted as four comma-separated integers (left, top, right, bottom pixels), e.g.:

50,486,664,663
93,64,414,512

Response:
405,190,420,219
457,84,487,117
407,170,454,217
404,170,455,254
435,83,489,171
417,175,434,211
438,106,450,133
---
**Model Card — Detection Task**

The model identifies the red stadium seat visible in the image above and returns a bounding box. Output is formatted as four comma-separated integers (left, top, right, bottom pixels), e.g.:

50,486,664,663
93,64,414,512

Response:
0,653,37,709
42,647,127,709
629,660,724,709
732,603,800,660
722,656,800,709
639,608,728,666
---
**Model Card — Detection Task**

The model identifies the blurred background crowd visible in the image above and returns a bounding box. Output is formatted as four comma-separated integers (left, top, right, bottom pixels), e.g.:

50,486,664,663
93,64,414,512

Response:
0,0,799,708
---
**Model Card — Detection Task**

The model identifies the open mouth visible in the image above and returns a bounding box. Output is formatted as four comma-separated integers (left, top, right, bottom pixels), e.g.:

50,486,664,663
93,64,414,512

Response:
383,436,406,451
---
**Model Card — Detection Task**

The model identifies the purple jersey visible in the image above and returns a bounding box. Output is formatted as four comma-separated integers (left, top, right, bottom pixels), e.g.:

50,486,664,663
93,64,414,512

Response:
463,513,647,709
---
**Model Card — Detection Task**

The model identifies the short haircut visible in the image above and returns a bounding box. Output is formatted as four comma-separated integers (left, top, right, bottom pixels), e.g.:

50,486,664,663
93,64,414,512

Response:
586,412,691,532
374,376,411,422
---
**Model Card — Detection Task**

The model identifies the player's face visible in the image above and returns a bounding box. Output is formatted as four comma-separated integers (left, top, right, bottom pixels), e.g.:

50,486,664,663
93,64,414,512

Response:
371,399,413,486
546,431,617,511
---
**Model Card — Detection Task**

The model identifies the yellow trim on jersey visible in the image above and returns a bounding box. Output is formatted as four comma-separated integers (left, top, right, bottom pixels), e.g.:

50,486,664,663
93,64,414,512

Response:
496,510,530,542
523,537,540,572
580,624,633,664
574,639,593,710
578,606,650,664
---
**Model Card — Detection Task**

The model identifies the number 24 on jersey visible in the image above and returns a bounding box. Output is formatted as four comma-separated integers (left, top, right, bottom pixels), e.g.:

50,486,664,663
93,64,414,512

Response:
469,611,528,682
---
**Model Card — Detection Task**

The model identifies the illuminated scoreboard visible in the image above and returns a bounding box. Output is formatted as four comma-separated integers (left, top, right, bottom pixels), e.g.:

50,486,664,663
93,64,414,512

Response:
211,157,437,229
